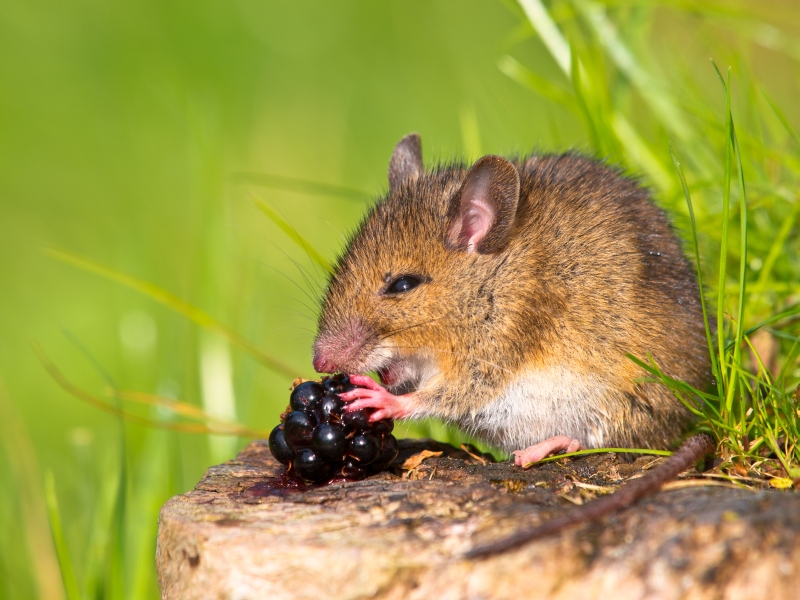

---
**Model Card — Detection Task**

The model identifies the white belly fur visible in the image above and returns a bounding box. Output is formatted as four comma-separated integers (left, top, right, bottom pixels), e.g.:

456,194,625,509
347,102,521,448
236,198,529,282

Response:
460,366,610,453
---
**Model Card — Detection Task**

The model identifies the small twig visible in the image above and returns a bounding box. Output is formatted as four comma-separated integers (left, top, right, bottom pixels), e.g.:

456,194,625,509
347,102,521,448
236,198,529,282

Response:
460,444,488,465
693,472,762,484
569,480,616,494
662,480,749,491
466,434,715,558
558,493,582,505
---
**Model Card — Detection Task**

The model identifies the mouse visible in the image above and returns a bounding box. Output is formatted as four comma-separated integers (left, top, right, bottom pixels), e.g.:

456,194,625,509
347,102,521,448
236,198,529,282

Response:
312,133,716,553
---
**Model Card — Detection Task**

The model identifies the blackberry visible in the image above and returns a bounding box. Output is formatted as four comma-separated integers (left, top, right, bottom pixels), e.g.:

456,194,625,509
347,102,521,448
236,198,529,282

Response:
293,449,334,483
283,410,315,452
371,433,399,471
322,378,347,395
342,407,371,430
290,381,324,412
342,458,368,481
312,423,347,462
268,374,399,484
373,419,394,434
349,431,381,465
316,394,344,423
268,426,294,466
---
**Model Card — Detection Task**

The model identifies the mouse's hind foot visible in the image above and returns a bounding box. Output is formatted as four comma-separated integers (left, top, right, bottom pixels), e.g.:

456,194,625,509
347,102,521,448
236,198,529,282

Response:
512,436,582,467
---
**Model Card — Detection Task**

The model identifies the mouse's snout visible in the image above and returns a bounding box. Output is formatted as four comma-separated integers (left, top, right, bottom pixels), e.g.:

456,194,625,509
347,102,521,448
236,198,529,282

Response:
312,350,336,374
313,317,377,374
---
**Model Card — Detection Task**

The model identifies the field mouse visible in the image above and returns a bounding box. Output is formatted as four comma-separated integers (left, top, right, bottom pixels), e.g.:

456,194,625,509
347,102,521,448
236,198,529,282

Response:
312,133,715,553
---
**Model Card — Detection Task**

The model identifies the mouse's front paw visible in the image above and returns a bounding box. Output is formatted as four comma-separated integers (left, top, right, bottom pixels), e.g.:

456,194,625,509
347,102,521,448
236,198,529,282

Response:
339,375,414,422
512,436,582,468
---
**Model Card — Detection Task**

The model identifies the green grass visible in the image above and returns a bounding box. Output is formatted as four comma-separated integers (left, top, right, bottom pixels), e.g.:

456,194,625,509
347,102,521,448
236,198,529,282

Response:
1,0,799,598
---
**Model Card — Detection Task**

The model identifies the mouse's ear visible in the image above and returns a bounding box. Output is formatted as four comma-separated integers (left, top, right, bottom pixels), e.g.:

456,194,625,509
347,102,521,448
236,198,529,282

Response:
388,133,423,192
446,155,520,254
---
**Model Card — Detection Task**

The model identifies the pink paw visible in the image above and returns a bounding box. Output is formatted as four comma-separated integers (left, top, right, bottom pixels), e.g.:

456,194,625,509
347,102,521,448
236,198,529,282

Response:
339,375,415,422
512,436,582,468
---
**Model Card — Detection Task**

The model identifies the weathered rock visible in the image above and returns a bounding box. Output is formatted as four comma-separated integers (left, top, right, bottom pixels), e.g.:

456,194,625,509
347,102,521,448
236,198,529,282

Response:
156,439,800,599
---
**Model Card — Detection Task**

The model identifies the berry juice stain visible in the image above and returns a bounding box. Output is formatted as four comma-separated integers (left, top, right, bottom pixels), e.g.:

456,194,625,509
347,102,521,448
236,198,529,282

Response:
241,471,350,499
241,473,304,498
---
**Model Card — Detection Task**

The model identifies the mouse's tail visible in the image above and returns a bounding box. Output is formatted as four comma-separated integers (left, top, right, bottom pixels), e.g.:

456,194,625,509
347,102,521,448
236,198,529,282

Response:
464,433,715,558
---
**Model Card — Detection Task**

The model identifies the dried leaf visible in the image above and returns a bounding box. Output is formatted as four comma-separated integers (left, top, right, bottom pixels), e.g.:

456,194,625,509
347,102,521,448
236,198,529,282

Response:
732,464,749,478
401,450,442,471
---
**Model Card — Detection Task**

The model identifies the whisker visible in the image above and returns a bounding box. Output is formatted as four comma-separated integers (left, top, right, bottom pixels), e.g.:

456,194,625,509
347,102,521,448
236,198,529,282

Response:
274,302,318,321
263,325,315,335
260,262,322,314
378,314,449,342
387,344,514,375
253,238,325,305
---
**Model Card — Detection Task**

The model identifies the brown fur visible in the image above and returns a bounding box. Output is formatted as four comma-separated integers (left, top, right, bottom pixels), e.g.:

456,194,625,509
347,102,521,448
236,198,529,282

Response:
315,149,711,451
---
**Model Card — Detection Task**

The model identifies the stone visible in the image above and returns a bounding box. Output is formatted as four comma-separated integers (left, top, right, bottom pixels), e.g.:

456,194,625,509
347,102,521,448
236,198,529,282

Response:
156,439,800,599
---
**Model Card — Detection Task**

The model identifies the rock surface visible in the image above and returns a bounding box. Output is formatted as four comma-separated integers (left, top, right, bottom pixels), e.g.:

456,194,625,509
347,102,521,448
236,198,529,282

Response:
157,439,800,599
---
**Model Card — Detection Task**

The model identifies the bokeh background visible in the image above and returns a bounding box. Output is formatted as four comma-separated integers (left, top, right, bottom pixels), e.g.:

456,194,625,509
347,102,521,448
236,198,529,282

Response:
1,0,799,597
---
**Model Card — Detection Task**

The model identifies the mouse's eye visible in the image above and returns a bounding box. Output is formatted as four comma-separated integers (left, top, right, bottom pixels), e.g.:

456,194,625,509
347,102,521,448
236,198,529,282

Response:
384,275,423,295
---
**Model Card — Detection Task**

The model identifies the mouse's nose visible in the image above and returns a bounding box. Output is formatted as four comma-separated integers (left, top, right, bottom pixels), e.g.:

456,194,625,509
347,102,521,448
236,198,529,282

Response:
312,350,336,374
313,318,371,374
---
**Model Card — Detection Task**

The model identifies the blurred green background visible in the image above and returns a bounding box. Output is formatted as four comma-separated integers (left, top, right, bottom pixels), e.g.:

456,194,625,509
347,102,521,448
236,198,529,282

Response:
1,0,799,598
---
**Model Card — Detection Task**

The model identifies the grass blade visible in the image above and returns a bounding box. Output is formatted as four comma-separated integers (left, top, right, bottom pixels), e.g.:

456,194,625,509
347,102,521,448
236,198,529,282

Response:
726,303,800,349
45,248,298,379
459,105,483,159
517,0,572,76
571,0,691,141
60,329,127,600
612,113,674,193
762,90,800,149
34,344,269,437
44,471,81,600
627,355,720,403
712,61,734,413
670,147,722,399
752,201,800,293
497,55,577,109
0,379,65,600
731,93,750,437
252,195,333,274
230,171,371,202
570,47,601,151
532,446,673,466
